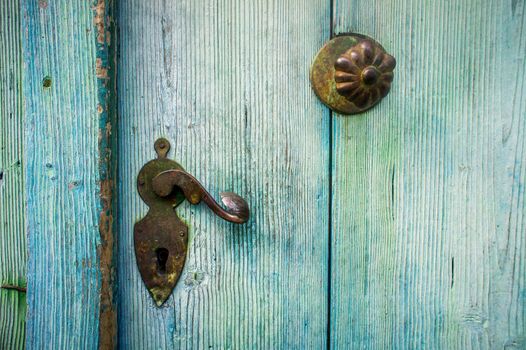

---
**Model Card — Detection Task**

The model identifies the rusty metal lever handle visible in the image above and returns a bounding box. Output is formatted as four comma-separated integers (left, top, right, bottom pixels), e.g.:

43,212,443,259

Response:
134,138,250,306
152,169,249,224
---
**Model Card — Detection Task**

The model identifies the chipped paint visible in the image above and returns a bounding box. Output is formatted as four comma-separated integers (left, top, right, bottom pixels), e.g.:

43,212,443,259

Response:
92,0,117,348
96,58,109,80
97,179,116,349
93,0,106,44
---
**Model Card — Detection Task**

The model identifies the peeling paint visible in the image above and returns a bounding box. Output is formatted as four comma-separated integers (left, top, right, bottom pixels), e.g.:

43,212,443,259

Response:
92,0,117,348
97,179,116,350
96,58,109,80
68,180,81,190
93,0,106,44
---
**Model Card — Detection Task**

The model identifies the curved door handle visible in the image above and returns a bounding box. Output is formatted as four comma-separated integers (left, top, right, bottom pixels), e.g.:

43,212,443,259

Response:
134,138,249,306
152,169,249,224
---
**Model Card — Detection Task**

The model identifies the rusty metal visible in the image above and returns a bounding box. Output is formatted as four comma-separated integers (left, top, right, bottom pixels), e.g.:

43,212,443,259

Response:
310,34,396,114
134,138,250,306
152,170,250,224
1,284,27,293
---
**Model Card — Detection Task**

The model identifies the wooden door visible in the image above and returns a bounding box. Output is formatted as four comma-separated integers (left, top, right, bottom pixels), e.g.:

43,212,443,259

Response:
116,1,329,348
1,0,524,349
330,1,526,349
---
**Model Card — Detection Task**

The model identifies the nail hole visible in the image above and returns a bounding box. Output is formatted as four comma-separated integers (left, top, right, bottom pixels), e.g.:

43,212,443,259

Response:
42,76,52,88
156,247,169,274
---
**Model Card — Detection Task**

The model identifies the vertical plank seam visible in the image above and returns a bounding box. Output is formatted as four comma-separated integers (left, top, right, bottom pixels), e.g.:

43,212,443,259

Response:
93,0,118,348
327,0,334,349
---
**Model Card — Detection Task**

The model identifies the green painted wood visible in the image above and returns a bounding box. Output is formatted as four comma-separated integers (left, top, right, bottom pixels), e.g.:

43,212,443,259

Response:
0,1,26,348
330,0,526,349
22,0,117,348
117,0,330,348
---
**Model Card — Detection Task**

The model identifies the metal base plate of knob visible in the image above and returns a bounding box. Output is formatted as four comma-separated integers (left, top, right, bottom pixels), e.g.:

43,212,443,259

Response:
310,33,396,115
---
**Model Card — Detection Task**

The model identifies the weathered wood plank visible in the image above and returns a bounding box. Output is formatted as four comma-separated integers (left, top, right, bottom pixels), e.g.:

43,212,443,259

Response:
331,0,526,348
22,0,117,348
117,0,330,348
0,1,26,348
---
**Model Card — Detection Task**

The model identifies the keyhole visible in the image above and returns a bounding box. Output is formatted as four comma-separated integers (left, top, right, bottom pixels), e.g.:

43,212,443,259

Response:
156,248,169,273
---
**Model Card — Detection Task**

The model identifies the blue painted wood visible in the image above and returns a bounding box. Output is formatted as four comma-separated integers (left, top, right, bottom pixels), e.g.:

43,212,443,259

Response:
116,0,330,348
21,0,116,348
331,0,526,349
16,1,524,348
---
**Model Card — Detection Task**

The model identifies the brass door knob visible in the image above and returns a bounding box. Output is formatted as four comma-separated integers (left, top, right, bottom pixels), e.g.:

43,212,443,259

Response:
310,33,396,114
134,138,249,306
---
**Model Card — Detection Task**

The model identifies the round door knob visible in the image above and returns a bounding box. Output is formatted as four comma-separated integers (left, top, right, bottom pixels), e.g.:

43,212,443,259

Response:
310,34,396,115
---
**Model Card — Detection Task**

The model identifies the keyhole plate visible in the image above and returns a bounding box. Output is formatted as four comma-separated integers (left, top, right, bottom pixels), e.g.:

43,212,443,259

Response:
134,209,188,306
134,138,189,306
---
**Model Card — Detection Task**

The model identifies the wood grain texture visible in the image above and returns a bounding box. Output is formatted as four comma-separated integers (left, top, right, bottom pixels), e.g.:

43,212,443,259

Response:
0,1,26,348
22,0,116,348
331,0,526,349
117,0,330,348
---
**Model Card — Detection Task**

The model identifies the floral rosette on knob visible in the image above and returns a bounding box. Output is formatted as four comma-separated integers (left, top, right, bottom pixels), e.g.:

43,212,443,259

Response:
334,40,396,109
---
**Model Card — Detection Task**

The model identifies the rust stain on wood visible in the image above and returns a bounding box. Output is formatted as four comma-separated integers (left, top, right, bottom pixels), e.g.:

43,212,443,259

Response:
93,0,117,348
97,179,116,350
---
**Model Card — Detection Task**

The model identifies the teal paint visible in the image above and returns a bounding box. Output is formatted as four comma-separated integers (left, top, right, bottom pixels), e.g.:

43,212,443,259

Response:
116,0,330,348
10,0,524,348
331,0,526,349
21,0,116,347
